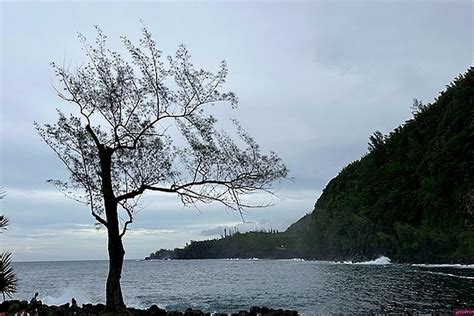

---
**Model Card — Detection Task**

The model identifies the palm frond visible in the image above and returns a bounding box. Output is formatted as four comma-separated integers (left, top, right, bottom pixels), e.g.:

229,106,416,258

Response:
0,216,9,232
0,252,17,299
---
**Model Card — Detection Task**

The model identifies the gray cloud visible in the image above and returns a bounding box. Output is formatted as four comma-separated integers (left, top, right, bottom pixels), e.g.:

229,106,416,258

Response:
1,1,471,260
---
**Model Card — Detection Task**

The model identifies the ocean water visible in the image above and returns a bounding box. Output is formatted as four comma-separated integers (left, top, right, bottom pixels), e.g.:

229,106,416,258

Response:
11,258,474,314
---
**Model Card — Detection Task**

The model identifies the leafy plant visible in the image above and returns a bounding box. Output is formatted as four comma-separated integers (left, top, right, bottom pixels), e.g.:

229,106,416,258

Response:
0,251,17,300
0,190,18,300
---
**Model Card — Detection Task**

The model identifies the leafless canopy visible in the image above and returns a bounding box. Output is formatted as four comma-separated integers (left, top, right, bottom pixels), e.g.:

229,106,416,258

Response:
36,26,288,235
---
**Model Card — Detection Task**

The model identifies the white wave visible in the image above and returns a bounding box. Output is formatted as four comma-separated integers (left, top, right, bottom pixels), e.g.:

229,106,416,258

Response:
312,260,348,264
413,263,474,269
424,271,474,280
277,258,306,262
291,258,305,262
354,256,392,265
297,260,334,265
41,287,95,306
305,258,391,265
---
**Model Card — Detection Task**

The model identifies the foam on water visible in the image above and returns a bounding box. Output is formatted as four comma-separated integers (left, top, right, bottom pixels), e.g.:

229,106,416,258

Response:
354,256,392,265
424,271,474,280
291,258,305,262
276,258,306,262
328,256,392,265
413,263,474,269
41,286,95,306
307,257,392,265
40,286,162,310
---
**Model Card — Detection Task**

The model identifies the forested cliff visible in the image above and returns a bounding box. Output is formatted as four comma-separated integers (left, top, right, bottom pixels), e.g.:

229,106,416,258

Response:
147,68,474,263
307,68,473,262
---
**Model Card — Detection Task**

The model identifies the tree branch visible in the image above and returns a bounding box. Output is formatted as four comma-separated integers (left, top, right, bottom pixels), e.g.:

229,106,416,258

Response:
119,201,133,238
85,124,102,148
92,211,108,227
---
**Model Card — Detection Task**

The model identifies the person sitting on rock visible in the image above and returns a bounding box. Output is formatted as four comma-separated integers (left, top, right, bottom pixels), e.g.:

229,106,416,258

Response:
30,292,39,305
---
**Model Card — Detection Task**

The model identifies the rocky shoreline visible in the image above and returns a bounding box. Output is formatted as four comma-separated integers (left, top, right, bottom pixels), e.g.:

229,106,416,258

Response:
0,300,298,316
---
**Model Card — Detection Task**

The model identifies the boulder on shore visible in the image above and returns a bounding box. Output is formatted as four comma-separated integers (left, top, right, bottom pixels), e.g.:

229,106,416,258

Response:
0,301,298,316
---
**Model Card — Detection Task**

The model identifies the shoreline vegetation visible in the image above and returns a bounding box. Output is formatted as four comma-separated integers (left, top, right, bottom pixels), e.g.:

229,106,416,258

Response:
146,68,474,265
0,300,298,316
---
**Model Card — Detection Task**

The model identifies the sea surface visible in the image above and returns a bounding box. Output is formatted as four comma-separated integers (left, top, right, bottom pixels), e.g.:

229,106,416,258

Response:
11,258,474,314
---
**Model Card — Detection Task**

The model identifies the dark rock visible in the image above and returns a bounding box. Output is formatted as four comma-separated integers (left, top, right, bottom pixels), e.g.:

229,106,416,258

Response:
0,300,19,312
36,304,52,314
183,308,204,316
149,304,167,316
94,303,106,314
60,302,70,310
82,303,105,315
0,300,298,316
82,303,94,313
130,307,150,316
264,309,298,316
249,306,261,315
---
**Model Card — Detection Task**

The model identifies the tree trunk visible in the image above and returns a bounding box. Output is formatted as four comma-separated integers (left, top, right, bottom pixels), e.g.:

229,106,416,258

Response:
99,147,127,313
105,226,126,312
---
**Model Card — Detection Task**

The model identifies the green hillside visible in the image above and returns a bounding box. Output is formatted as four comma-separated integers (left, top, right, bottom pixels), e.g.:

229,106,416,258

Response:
307,68,473,263
146,231,304,260
147,68,473,263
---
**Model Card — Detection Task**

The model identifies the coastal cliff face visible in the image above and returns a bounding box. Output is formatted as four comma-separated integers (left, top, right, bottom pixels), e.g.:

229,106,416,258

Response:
148,68,473,264
307,68,474,263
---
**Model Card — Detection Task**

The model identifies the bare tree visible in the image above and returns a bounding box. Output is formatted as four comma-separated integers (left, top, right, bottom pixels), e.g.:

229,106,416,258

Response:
36,26,288,312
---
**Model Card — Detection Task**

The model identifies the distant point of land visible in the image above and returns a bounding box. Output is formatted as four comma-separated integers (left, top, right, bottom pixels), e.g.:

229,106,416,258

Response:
147,68,474,265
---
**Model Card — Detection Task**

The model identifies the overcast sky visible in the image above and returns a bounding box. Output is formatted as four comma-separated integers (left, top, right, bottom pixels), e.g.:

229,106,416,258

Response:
0,0,472,261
